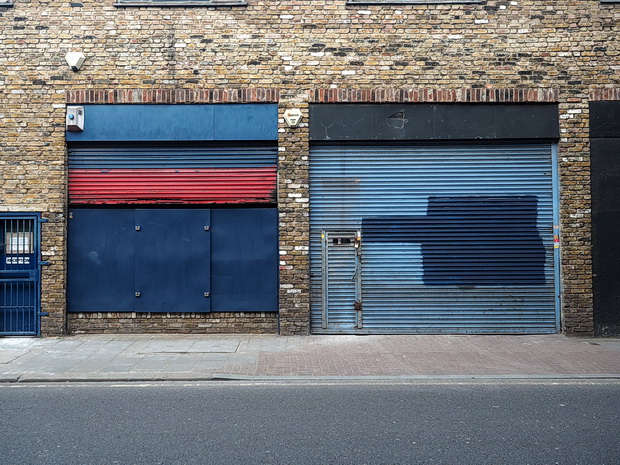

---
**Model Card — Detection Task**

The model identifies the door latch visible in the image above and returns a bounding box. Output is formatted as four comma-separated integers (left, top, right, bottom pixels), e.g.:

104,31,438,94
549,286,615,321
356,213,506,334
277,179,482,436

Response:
354,231,361,249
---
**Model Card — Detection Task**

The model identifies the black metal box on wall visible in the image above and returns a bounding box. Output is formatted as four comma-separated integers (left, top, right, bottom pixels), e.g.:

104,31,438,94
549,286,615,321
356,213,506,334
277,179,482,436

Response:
591,101,620,336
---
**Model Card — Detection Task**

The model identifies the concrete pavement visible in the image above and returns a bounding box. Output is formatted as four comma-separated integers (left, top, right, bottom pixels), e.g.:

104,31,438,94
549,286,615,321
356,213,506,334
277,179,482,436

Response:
1,333,619,383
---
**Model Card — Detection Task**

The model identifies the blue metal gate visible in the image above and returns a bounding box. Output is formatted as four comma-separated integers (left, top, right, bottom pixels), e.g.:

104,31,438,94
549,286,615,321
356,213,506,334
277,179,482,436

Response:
0,215,44,336
310,143,560,334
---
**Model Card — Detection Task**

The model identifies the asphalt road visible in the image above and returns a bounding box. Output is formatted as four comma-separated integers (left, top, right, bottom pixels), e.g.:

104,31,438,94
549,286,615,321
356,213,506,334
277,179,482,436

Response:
1,380,619,465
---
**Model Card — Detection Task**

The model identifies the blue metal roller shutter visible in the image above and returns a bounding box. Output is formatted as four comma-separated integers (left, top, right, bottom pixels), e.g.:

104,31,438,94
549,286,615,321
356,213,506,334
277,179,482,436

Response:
309,143,559,334
68,144,278,205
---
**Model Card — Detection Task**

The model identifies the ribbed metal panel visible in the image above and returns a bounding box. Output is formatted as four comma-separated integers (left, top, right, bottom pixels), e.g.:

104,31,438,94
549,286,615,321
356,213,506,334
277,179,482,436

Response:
68,145,277,205
310,143,558,334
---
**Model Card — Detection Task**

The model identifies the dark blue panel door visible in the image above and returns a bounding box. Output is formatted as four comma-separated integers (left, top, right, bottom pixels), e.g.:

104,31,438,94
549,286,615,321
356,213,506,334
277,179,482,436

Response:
135,210,211,313
68,209,135,312
211,209,278,312
69,208,278,314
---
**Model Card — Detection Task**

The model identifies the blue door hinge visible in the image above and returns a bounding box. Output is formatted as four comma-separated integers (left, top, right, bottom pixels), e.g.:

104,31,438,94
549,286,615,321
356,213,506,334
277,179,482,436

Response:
37,312,49,317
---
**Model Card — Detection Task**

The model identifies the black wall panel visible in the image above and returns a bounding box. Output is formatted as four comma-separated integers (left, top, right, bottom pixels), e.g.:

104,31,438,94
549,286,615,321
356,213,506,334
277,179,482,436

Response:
591,101,620,336
310,104,559,141
590,102,620,138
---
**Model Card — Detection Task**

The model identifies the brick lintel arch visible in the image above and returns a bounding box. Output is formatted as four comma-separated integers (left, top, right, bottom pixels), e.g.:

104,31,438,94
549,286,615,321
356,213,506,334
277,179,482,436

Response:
66,88,280,104
309,87,560,104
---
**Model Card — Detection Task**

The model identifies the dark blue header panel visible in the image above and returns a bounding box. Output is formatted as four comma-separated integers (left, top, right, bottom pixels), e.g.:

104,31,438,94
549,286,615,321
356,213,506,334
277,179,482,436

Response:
66,104,278,142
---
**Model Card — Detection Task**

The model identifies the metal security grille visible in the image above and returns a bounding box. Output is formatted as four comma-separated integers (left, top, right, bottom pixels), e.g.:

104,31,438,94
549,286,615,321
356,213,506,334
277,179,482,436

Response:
68,144,278,205
310,143,560,334
0,216,41,336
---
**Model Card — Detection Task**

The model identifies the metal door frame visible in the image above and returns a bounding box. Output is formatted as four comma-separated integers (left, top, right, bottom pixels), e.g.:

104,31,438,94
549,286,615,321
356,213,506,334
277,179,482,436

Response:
321,229,362,330
0,213,46,336
552,144,562,332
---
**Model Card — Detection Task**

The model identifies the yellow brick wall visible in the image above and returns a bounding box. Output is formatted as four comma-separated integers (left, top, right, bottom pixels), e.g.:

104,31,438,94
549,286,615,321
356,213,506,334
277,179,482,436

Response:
1,0,618,335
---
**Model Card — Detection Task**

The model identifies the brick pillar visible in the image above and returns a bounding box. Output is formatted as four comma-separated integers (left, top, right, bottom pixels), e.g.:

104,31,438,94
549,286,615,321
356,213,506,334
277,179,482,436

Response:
41,213,68,336
558,97,594,335
277,93,311,335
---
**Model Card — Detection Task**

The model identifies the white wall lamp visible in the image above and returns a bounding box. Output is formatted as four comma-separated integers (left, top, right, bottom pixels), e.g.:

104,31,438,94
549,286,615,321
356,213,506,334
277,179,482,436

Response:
65,52,86,72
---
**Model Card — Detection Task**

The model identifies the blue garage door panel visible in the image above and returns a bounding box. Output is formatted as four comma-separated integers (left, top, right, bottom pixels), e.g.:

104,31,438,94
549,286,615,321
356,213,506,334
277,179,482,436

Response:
68,209,136,312
135,210,211,312
69,208,276,313
211,209,278,312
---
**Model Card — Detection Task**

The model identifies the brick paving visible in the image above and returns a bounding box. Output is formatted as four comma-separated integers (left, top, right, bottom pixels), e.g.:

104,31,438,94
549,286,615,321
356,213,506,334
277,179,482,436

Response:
220,335,620,378
0,334,618,382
